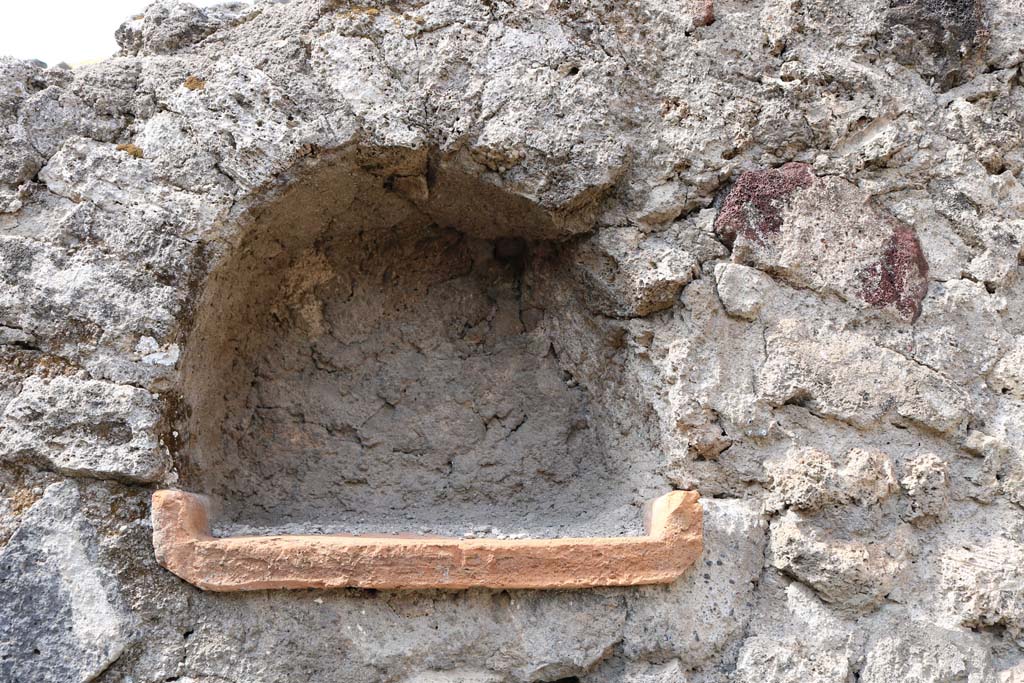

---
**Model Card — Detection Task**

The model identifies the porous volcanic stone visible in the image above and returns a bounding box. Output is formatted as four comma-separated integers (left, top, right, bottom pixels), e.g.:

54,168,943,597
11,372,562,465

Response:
0,0,1022,680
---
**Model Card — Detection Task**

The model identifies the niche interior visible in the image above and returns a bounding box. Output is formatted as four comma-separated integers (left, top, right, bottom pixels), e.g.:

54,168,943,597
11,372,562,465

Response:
151,147,702,590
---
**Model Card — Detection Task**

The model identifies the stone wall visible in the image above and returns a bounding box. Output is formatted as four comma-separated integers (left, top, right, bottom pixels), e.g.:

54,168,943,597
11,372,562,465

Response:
0,0,1022,680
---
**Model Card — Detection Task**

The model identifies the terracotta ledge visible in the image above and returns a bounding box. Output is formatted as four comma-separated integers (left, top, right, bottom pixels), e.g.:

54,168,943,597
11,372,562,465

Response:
151,490,703,591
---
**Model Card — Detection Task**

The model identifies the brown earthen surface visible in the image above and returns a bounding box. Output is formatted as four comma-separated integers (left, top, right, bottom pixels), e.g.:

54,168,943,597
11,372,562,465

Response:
151,490,703,591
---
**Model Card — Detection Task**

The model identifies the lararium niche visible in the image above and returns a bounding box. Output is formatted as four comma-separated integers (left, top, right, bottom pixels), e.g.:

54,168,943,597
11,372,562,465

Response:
152,146,702,591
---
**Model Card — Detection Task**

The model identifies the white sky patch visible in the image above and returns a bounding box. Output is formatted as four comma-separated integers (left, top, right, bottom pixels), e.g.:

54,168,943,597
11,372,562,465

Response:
0,1,249,67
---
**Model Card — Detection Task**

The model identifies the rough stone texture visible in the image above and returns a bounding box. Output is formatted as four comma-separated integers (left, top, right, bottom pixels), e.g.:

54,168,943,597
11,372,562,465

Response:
0,0,1022,680
717,169,931,322
734,636,852,682
0,375,168,482
860,619,999,683
0,481,131,683
942,538,1024,648
759,321,971,434
900,452,951,525
769,509,909,610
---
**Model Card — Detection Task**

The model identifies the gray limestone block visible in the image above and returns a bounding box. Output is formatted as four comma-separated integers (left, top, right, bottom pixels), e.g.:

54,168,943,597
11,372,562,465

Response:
0,375,168,482
0,480,132,683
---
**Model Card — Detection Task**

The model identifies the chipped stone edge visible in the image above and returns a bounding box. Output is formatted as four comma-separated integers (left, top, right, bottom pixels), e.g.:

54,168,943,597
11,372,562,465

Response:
151,490,703,591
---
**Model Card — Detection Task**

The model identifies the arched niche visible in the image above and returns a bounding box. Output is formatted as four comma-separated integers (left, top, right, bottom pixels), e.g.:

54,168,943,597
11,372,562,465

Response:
174,145,669,540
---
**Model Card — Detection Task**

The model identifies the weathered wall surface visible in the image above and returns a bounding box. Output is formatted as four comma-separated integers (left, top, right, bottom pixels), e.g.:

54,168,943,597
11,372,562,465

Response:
0,0,1023,680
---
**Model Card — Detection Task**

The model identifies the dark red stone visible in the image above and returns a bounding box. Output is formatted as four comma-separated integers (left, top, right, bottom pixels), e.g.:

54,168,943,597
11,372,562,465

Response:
857,217,930,322
715,163,815,247
693,0,715,27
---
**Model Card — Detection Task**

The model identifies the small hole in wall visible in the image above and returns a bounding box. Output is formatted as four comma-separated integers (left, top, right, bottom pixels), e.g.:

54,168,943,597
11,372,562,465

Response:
782,391,812,408
176,147,664,540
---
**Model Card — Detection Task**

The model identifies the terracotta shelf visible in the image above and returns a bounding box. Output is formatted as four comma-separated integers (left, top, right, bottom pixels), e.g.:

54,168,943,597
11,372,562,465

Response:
151,490,703,591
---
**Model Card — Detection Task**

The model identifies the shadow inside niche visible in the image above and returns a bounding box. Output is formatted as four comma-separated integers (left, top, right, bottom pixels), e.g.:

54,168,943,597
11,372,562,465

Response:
176,146,662,539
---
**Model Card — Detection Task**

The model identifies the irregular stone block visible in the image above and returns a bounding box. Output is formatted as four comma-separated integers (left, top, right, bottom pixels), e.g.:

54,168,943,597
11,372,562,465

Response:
987,0,1024,68
764,447,841,514
0,375,168,482
765,447,900,514
941,538,1024,646
716,168,930,322
882,0,988,89
962,425,1024,508
899,453,950,525
769,512,908,610
860,619,996,683
115,0,252,56
624,660,688,683
714,261,774,321
569,227,700,317
587,659,689,683
715,163,815,247
837,448,900,508
990,339,1024,399
0,481,131,683
735,636,851,683
759,322,969,434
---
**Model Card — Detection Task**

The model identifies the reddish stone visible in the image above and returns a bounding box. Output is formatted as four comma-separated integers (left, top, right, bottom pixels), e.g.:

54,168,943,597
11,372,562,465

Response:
858,218,930,322
151,490,703,591
693,0,715,27
715,163,815,247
